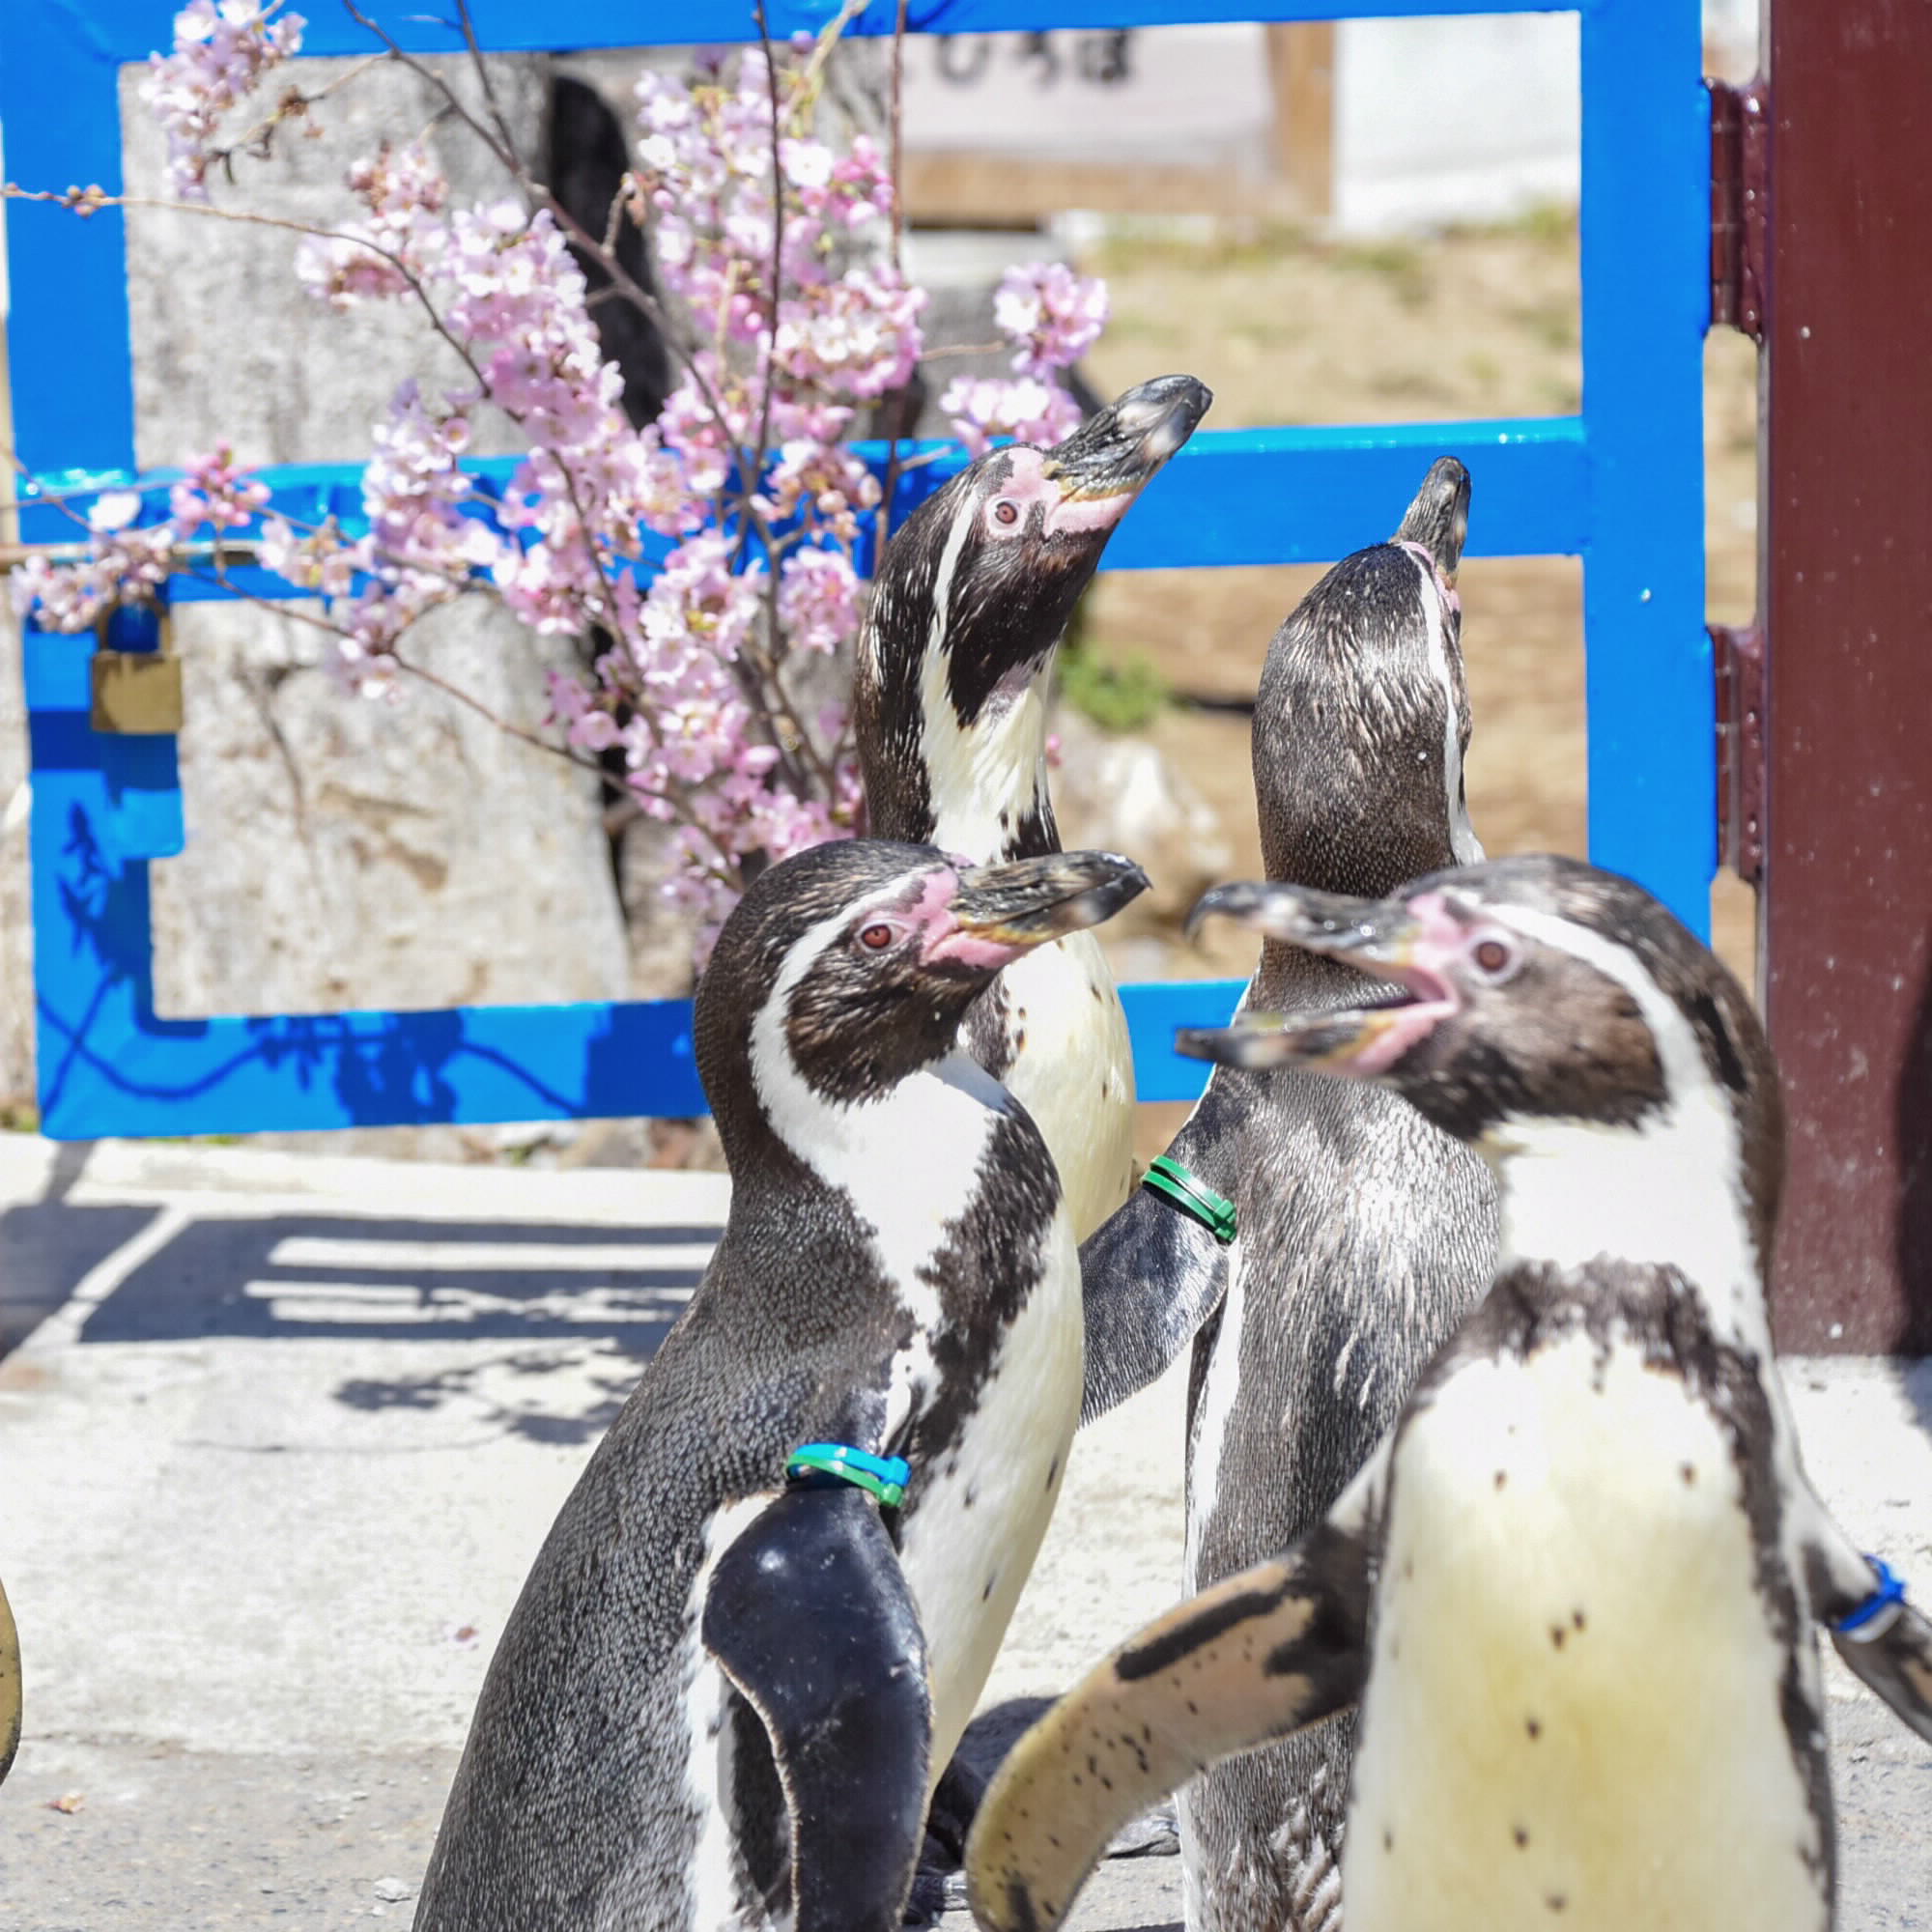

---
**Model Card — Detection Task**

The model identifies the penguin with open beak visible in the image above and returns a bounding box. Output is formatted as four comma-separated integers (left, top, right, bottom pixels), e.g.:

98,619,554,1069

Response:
968,854,1932,1932
415,839,1149,1932
857,373,1212,1244
1078,458,1497,1931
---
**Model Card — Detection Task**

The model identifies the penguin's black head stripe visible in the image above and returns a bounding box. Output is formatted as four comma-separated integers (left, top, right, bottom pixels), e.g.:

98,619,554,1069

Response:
697,839,1147,1127
855,379,1209,848
696,839,963,1133
1419,852,1776,1132
1184,853,1780,1257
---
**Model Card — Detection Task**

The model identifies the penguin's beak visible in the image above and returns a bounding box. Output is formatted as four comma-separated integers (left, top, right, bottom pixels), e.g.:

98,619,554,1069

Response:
1039,375,1212,524
926,851,1150,970
1392,454,1472,585
1177,881,1458,1078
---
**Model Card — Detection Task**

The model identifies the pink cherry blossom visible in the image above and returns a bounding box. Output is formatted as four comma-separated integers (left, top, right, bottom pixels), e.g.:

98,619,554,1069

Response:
940,374,1085,458
778,546,862,656
994,261,1110,378
141,0,307,202
25,25,1112,951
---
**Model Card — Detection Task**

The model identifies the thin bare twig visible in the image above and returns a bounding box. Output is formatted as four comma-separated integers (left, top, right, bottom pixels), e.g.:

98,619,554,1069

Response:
340,0,520,178
890,0,910,276
206,51,387,185
797,0,875,96
2,185,495,400
740,0,787,576
389,649,606,774
452,0,526,178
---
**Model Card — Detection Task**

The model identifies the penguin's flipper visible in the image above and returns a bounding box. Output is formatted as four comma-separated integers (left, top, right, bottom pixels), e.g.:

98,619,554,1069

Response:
1832,1596,1932,1742
0,1575,18,1785
703,1486,932,1932
1081,1075,1242,1424
964,1501,1375,1932
1797,1494,1932,1741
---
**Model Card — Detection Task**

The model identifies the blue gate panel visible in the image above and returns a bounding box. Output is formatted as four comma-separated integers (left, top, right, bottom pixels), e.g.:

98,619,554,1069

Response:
3,0,1714,1138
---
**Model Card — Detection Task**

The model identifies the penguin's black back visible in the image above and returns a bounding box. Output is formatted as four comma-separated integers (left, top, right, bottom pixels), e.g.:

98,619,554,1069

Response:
416,1171,907,1927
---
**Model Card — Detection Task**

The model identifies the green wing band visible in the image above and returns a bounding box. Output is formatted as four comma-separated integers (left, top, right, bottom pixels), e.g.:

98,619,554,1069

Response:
786,1443,911,1509
1142,1157,1237,1245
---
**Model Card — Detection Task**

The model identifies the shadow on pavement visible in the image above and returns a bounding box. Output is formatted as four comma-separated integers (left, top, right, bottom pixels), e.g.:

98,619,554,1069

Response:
1,1204,721,1386
0,1201,160,1356
333,1347,650,1445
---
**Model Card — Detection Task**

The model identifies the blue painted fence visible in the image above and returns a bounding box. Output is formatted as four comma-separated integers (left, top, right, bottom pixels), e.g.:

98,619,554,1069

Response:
0,0,1713,1138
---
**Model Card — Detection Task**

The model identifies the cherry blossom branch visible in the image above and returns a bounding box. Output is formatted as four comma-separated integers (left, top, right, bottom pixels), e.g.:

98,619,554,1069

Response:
890,0,909,277
452,0,526,180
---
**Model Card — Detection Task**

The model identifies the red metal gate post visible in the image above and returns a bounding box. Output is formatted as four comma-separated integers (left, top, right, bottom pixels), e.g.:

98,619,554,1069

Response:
1760,0,1932,1350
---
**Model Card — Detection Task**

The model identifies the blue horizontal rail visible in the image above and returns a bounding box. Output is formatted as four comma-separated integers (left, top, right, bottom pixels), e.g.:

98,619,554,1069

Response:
22,417,1594,606
32,978,1243,1138
5,0,1714,1141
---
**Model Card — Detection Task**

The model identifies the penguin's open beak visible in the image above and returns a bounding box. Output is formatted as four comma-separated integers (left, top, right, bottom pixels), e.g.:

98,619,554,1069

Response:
1176,881,1458,1078
1393,454,1472,585
1040,375,1212,521
926,851,1150,970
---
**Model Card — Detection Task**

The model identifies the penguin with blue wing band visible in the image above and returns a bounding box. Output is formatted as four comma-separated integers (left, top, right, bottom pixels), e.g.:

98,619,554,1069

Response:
971,853,1932,1932
415,839,1148,1932
1078,457,1498,1931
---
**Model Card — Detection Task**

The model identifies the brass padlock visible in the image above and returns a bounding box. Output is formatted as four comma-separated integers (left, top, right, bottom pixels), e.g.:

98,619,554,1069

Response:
90,608,184,735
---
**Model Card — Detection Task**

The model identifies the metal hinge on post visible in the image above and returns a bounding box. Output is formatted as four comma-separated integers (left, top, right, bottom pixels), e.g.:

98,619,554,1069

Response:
1712,621,1765,885
1710,76,1769,340
1710,76,1769,884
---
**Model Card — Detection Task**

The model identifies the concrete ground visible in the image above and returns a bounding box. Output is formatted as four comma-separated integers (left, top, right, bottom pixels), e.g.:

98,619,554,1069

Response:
0,1134,1924,1930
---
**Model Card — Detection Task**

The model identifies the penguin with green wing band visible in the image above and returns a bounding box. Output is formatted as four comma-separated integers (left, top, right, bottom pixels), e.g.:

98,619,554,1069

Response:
416,839,1148,1932
1077,457,1497,1932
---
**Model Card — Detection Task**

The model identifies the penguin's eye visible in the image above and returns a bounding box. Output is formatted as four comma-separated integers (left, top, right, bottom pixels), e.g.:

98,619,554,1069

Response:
856,922,897,953
988,498,1021,529
1468,931,1521,982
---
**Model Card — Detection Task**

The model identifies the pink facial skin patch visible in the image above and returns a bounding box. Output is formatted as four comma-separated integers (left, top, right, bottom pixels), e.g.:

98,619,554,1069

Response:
1044,488,1135,537
913,867,1032,972
906,867,962,935
1402,890,1470,953
1328,888,1466,1076
987,450,1137,540
923,925,1030,972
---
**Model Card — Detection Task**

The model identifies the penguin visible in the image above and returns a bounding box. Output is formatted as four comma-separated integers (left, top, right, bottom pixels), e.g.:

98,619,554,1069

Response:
414,838,1148,1932
0,1574,18,1786
966,853,1932,1932
1076,456,1497,1930
857,372,1212,1243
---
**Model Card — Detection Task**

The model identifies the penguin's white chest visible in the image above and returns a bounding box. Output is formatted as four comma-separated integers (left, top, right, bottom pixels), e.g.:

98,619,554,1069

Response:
897,1209,1084,1783
1345,1336,1825,1932
989,932,1136,1243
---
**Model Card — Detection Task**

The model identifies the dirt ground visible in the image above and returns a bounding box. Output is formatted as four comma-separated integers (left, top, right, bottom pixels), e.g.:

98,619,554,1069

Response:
1064,213,1761,1156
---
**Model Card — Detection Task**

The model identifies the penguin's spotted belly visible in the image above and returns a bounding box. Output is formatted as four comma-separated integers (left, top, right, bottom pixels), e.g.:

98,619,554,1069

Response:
1347,1335,1824,1932
991,931,1136,1244
898,1215,1084,1781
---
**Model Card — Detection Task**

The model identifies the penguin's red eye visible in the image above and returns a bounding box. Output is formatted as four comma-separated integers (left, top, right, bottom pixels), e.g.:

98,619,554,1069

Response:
858,922,895,952
1470,933,1520,980
990,499,1020,527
